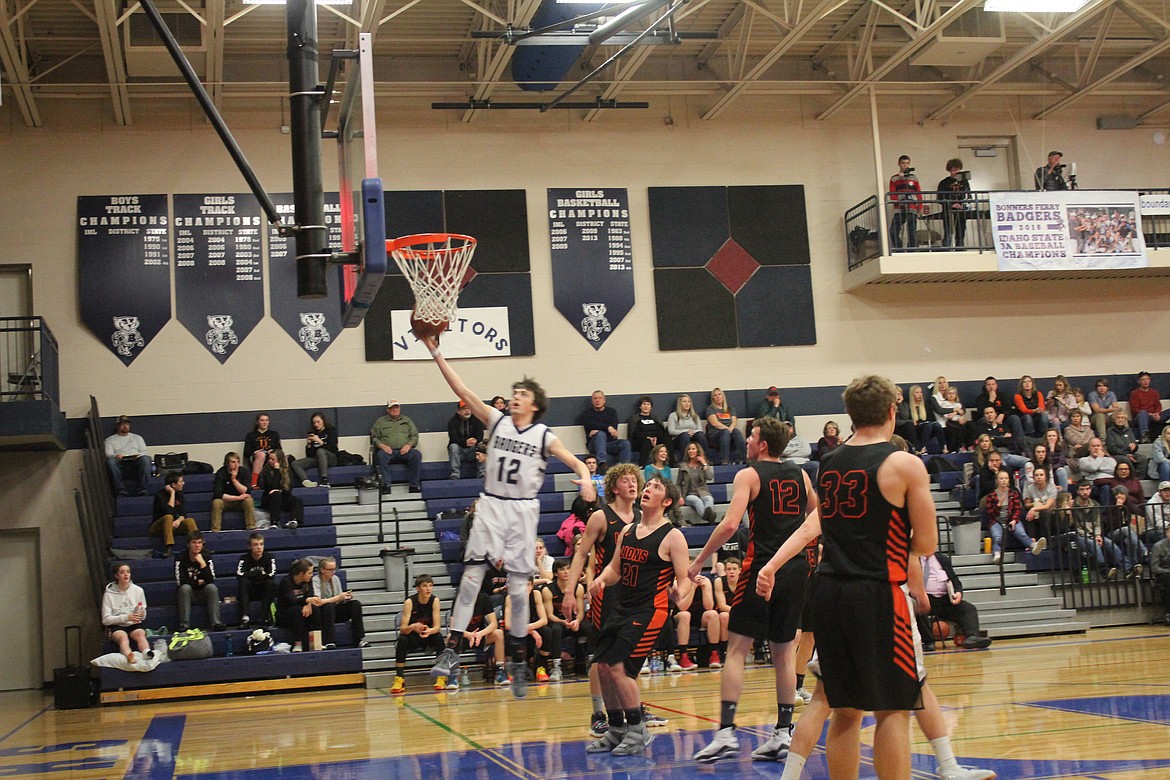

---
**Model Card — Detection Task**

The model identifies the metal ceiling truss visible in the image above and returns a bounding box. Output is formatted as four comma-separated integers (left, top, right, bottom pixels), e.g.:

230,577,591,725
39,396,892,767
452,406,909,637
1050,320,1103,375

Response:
0,0,42,124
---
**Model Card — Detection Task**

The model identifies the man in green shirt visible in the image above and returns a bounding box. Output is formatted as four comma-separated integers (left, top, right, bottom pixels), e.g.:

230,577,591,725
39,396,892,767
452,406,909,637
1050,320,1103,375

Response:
371,399,422,493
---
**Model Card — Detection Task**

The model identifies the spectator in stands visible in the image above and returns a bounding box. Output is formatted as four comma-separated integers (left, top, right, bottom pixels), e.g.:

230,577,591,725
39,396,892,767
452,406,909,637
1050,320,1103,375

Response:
1068,481,1123,579
392,574,444,691
1150,525,1170,624
371,399,422,494
909,384,945,454
490,396,508,413
1088,378,1120,439
290,412,337,488
677,440,716,524
276,558,323,653
459,585,506,685
243,413,282,489
236,532,276,629
150,472,197,548
175,531,223,632
674,568,720,670
210,452,257,532
540,558,583,681
580,390,631,470
446,401,486,481
1145,481,1170,542
1072,387,1092,420
888,154,922,248
1013,375,1049,437
1152,427,1170,483
781,421,812,465
1023,465,1058,537
1129,371,1168,443
983,469,1045,564
1106,488,1146,578
1106,410,1145,474
534,539,555,585
104,415,151,497
705,387,745,465
1109,460,1146,515
582,455,606,502
713,556,739,661
754,386,795,426
1024,443,1069,492
1047,375,1077,432
915,553,992,651
1064,408,1094,468
627,397,669,466
1035,150,1069,191
667,394,708,463
936,387,967,453
102,562,151,663
314,556,369,649
814,421,842,461
259,450,302,530
975,377,1024,441
715,518,749,578
1079,438,1118,504
644,444,672,483
1042,429,1071,490
972,407,1027,468
894,386,916,444
973,439,1009,498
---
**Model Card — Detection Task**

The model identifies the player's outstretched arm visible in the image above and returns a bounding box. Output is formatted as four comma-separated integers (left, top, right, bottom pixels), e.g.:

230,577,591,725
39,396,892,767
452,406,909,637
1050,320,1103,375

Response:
689,466,757,578
420,334,494,424
548,438,597,503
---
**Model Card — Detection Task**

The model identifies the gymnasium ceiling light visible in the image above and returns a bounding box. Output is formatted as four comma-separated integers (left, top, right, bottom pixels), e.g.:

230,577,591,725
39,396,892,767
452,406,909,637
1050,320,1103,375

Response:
984,0,1091,10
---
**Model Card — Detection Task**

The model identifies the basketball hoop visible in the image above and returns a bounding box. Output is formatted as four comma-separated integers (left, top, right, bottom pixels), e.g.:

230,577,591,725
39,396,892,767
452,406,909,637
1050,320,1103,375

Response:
387,233,477,339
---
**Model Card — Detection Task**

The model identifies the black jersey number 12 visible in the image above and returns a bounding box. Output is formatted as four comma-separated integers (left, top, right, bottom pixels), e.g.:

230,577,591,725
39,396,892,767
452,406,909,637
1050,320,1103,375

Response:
496,456,521,484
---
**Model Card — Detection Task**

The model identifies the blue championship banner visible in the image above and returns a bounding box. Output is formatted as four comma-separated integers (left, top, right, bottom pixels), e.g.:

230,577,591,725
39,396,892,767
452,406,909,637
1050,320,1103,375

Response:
990,190,1147,271
173,193,264,363
268,192,344,360
77,194,172,366
548,188,634,350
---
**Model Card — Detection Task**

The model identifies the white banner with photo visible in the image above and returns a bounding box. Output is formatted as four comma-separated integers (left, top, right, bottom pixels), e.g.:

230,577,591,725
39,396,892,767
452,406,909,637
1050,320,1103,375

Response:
990,190,1147,271
390,306,512,360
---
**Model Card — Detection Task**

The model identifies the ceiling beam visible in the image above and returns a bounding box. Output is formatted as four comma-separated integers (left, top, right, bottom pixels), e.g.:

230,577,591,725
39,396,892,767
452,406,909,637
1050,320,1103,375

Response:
702,0,850,120
696,3,744,65
583,41,654,120
1034,31,1170,119
921,0,1113,123
0,0,41,125
1078,4,1115,88
816,0,983,121
204,0,224,109
91,0,131,125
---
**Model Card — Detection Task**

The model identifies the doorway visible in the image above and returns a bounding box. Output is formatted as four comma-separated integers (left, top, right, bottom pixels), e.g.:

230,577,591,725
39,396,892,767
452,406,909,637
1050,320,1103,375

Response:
0,530,44,690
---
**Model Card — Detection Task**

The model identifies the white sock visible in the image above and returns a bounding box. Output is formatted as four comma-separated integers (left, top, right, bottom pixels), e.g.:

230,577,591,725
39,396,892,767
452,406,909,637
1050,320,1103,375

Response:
779,753,806,779
931,735,959,772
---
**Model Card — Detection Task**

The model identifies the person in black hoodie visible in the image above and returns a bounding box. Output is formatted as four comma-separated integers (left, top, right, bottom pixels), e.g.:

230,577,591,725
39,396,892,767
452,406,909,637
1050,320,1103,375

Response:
211,452,256,532
259,450,302,529
243,412,282,489
150,471,198,547
236,532,277,628
175,532,223,631
276,558,324,652
627,396,669,466
446,401,486,480
290,412,338,487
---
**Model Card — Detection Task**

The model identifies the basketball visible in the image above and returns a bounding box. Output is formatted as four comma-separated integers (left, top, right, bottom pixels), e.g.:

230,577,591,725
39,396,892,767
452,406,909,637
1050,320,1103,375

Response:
410,313,448,343
932,619,955,641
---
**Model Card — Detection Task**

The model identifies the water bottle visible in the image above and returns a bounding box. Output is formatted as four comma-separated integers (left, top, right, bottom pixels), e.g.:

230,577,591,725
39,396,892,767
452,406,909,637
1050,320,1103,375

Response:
225,634,234,657
1080,567,1089,584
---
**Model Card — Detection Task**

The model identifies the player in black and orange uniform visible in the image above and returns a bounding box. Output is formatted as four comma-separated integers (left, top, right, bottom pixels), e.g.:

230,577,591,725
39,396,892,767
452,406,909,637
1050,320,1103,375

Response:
564,463,642,736
586,477,692,757
688,417,820,763
540,558,583,681
757,374,938,779
390,574,444,694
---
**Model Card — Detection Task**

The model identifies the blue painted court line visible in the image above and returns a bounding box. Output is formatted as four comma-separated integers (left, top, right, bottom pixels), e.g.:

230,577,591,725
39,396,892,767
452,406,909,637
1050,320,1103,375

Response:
123,714,186,780
1021,693,1170,727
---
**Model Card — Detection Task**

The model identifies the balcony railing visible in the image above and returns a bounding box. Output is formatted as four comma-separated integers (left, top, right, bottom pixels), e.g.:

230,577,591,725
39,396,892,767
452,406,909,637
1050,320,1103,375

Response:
844,188,1170,272
0,317,59,406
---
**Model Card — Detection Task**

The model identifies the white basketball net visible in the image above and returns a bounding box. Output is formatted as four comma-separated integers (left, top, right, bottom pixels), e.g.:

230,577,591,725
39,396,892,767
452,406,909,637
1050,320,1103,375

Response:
388,233,478,327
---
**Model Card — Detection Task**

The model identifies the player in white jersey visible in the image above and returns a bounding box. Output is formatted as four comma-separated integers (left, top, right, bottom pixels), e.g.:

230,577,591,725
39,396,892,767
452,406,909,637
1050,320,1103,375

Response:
423,334,596,698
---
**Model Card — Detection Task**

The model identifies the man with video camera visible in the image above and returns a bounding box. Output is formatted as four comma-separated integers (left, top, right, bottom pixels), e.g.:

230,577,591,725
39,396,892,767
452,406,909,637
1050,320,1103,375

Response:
1035,150,1070,191
888,154,922,248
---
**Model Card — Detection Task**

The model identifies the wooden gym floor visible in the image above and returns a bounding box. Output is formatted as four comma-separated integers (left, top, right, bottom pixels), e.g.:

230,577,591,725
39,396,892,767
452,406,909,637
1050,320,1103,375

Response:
5,626,1170,779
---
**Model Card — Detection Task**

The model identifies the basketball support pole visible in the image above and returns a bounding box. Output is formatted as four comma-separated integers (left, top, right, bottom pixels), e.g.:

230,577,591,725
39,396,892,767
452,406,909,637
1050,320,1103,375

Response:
136,0,330,300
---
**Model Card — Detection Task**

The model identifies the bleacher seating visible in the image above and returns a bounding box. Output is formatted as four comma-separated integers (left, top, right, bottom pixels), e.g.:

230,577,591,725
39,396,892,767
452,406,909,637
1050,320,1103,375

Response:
102,473,363,703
